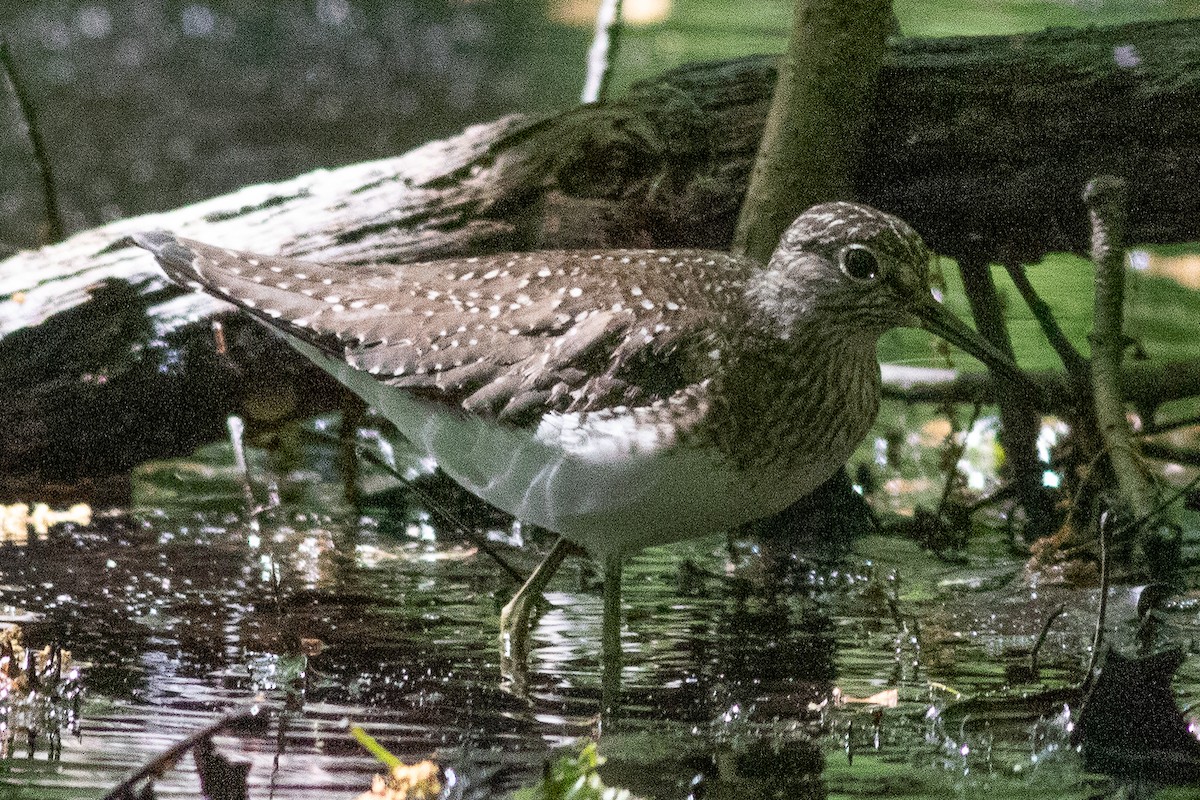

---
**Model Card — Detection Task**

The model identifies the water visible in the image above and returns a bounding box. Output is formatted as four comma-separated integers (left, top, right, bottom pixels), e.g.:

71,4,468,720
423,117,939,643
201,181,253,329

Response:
0,480,1187,798
0,408,1194,798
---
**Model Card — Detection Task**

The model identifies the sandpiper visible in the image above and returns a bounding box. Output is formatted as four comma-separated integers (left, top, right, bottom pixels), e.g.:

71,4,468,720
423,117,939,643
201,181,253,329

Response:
134,202,1024,700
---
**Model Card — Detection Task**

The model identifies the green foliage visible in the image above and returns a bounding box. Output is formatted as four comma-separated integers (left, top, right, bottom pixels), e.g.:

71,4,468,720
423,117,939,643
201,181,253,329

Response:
877,254,1200,371
511,744,642,800
351,724,403,770
894,0,1195,37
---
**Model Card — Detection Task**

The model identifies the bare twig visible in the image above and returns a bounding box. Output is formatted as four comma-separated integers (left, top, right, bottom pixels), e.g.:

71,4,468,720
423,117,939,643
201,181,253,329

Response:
0,36,64,244
935,401,982,519
581,0,624,104
1085,175,1167,571
1108,468,1200,546
1085,512,1112,684
1055,462,1200,566
1058,448,1110,559
1003,262,1088,377
1029,603,1066,678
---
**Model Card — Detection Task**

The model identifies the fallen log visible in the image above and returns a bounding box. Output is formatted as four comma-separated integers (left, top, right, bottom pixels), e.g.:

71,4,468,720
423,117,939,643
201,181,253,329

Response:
2,17,1200,493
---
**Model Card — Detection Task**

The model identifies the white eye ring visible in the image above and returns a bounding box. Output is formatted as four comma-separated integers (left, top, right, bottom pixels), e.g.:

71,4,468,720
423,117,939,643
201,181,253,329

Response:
839,244,881,281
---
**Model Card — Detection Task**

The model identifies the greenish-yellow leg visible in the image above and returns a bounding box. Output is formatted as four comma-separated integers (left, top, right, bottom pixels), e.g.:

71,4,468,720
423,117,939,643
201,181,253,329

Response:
499,540,624,716
500,537,575,664
600,553,623,719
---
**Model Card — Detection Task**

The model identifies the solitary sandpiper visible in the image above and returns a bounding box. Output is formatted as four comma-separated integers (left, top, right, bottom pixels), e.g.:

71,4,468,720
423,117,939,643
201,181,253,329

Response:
133,202,1024,699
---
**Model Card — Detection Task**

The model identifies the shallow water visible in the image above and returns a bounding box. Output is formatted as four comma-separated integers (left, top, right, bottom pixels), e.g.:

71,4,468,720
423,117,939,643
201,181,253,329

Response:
2,482,1193,799
0,410,1197,798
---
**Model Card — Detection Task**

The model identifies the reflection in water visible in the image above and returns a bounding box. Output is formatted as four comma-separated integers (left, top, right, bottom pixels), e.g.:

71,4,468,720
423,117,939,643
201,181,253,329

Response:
0,503,91,545
0,627,81,763
0,500,1176,797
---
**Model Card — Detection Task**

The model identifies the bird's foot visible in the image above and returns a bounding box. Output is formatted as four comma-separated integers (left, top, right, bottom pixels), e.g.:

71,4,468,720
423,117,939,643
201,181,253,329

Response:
499,591,537,697
500,590,536,663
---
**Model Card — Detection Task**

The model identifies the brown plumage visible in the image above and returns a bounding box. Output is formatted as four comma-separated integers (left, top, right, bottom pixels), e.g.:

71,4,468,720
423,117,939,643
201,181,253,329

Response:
138,236,745,421
133,202,1013,555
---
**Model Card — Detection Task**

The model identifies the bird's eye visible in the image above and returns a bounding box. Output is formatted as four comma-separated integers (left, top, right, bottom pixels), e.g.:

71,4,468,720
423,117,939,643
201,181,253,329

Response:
840,245,880,281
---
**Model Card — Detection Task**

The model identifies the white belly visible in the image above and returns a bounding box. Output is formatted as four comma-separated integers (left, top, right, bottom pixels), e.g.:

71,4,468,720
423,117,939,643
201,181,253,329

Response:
294,340,836,557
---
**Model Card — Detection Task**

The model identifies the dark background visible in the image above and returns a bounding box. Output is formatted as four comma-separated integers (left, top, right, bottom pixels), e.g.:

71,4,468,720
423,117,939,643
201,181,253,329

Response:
5,0,1186,254
0,1,594,249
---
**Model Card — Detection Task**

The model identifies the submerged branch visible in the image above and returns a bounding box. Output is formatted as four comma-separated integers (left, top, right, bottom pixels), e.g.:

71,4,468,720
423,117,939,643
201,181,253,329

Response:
102,711,265,800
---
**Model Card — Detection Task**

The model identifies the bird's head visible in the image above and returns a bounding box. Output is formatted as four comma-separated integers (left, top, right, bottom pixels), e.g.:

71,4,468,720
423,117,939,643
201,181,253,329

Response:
746,201,934,333
746,201,1028,385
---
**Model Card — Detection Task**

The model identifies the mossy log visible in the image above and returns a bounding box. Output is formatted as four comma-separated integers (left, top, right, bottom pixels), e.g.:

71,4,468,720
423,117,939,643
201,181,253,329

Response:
2,17,1199,495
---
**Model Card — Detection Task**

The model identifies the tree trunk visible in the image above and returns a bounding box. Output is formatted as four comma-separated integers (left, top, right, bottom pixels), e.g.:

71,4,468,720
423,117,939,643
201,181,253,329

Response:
2,17,1200,494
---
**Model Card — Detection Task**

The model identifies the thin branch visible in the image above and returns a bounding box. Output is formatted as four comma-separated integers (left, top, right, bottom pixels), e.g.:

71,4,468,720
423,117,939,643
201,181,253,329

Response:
1058,448,1110,560
580,0,624,104
1003,262,1088,377
1085,512,1112,684
1084,176,1162,535
0,35,64,244
935,401,982,519
1109,468,1200,545
879,357,1200,410
1029,603,1066,678
102,712,265,800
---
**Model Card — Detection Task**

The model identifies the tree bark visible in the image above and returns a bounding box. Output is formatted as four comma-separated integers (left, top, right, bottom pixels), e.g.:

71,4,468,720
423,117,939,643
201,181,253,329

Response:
3,17,1200,493
732,0,892,261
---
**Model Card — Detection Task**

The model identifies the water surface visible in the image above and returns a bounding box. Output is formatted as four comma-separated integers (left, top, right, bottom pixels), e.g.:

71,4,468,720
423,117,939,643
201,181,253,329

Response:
1,472,1181,799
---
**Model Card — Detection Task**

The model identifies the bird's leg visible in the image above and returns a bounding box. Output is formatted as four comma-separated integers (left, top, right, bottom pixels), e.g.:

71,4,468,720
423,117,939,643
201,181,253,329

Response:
500,537,577,666
600,553,624,719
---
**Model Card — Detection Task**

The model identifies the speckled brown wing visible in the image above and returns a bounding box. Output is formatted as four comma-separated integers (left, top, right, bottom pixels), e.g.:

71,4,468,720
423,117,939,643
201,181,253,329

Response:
133,232,753,423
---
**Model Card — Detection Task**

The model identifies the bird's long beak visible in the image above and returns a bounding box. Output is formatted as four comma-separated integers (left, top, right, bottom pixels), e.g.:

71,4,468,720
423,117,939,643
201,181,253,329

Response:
911,296,1042,403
